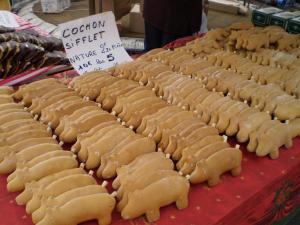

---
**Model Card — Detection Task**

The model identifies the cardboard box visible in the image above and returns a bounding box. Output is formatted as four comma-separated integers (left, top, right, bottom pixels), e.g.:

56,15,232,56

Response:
270,11,298,28
286,16,300,33
252,7,283,27
129,4,144,34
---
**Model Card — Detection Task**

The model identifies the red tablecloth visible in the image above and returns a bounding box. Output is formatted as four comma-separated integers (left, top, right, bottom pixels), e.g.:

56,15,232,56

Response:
1,137,300,225
1,32,300,225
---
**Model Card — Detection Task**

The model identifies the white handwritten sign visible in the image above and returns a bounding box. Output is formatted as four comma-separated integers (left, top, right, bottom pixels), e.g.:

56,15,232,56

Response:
58,11,133,74
0,11,19,28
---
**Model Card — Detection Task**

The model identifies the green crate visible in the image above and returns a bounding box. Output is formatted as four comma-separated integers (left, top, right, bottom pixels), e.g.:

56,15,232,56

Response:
252,7,283,27
286,16,300,33
270,11,299,28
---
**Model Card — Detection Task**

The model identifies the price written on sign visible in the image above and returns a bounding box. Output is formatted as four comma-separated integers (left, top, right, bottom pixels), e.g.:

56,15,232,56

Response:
58,11,132,74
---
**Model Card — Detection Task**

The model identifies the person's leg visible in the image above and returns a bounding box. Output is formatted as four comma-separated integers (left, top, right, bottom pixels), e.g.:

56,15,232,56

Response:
144,21,163,51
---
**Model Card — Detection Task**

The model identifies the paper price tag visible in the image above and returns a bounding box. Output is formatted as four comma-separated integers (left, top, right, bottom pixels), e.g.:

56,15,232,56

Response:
58,11,132,75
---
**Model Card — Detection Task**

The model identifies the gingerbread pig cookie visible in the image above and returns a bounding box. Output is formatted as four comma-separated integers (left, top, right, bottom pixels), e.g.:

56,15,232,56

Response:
244,33,270,51
250,120,292,159
0,137,57,162
113,152,174,190
179,141,230,175
32,184,108,223
14,79,60,100
55,106,99,135
36,193,116,225
121,176,189,222
26,173,97,214
97,136,156,178
7,156,78,192
274,99,300,120
15,168,86,205
0,143,62,174
117,170,179,211
84,127,136,169
189,148,242,186
237,111,271,143
0,129,52,148
277,33,300,51
76,123,123,162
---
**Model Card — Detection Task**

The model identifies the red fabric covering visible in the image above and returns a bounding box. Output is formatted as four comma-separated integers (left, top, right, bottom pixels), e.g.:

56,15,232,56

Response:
1,138,300,225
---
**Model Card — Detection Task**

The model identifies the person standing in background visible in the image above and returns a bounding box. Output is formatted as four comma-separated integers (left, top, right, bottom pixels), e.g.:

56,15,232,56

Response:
143,0,203,51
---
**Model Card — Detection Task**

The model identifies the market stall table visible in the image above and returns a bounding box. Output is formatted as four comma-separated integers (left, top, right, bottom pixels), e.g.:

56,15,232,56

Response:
0,137,299,225
1,19,300,225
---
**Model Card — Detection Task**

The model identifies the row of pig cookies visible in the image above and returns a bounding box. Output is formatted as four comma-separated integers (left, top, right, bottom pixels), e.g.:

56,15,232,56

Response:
175,23,300,70
140,48,300,135
12,77,157,179
172,47,300,105
175,51,300,121
0,85,56,176
15,78,117,143
227,25,300,52
72,121,156,178
73,71,241,186
240,48,300,70
151,47,300,109
139,45,300,123
190,22,300,52
43,81,189,221
0,85,116,225
109,54,295,159
175,38,300,73
177,24,251,54
71,71,243,184
217,25,300,69
206,48,300,72
204,51,300,105
9,78,193,223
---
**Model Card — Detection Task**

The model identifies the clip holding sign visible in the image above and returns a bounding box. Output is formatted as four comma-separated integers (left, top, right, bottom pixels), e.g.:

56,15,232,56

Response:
58,11,133,75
